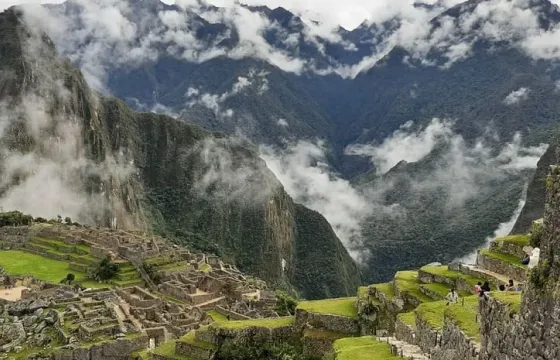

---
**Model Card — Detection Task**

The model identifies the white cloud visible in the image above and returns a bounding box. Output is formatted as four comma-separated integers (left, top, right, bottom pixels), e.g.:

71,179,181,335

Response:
345,119,454,174
504,87,530,105
185,68,269,118
277,118,288,127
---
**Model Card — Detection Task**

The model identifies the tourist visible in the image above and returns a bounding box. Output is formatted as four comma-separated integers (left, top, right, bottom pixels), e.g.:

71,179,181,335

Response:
507,279,516,291
499,284,505,291
474,281,482,295
446,288,459,305
480,281,491,299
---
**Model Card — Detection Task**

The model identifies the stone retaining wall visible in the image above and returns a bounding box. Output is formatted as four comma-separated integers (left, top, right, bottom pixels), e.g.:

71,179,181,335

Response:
394,317,416,345
431,318,479,360
215,306,251,320
418,269,472,293
295,309,360,335
476,253,526,282
414,314,440,353
489,241,526,260
209,320,297,348
52,334,149,360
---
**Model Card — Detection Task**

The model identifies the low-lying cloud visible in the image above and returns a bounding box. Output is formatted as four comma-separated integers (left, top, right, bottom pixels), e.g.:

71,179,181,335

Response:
504,87,530,105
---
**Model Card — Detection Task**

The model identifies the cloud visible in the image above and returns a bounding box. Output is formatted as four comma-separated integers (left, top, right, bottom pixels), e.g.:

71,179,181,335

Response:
0,23,138,227
345,119,454,174
504,87,530,105
185,68,269,118
277,118,288,127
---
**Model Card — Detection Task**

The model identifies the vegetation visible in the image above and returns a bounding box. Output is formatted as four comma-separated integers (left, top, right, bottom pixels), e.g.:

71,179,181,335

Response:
332,337,399,360
216,342,312,360
420,266,482,286
492,292,522,314
93,257,120,281
297,298,358,318
215,317,295,330
60,273,75,285
0,250,89,284
495,235,531,247
444,296,480,341
0,211,33,227
479,250,525,269
207,310,229,323
397,312,416,327
275,290,298,316
394,271,432,303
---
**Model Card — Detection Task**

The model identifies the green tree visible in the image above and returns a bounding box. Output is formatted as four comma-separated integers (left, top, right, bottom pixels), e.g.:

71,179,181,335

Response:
275,290,298,316
93,257,120,281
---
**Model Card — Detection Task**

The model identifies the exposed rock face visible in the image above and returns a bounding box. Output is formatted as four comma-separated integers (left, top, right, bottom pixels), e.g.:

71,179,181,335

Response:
0,8,360,300
479,166,560,360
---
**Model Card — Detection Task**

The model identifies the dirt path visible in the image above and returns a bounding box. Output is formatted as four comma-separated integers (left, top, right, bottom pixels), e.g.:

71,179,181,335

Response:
0,286,30,302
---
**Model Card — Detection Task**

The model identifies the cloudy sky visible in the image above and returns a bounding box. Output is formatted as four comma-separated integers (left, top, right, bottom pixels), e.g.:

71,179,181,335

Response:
0,0,462,29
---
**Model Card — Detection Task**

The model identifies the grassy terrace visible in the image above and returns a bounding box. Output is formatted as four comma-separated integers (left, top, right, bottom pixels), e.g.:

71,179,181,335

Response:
371,282,396,299
415,295,481,341
492,292,522,315
397,312,416,327
394,271,432,303
150,341,191,360
420,265,482,286
333,337,399,360
34,237,91,253
479,250,526,269
444,296,480,342
0,250,106,288
207,310,229,323
297,297,359,318
495,235,531,247
214,316,295,330
178,332,216,350
304,329,348,340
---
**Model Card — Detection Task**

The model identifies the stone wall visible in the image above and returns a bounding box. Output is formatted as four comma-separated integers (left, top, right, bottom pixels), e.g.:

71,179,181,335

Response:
209,320,297,348
215,306,251,321
432,319,479,360
418,269,473,293
414,314,440,353
295,309,360,335
394,317,416,345
490,241,526,260
52,334,149,360
475,253,527,282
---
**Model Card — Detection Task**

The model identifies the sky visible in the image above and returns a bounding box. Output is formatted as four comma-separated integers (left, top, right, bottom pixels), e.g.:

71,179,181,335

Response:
0,0,456,29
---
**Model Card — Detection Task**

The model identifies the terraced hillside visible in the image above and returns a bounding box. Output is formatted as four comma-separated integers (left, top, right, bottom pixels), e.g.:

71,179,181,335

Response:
138,232,531,360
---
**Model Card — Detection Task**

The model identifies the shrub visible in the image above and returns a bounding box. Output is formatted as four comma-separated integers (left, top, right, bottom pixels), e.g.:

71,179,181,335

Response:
0,211,33,227
275,290,298,316
93,257,120,281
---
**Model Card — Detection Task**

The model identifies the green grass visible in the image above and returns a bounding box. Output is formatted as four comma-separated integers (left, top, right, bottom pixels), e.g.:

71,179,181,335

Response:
479,250,526,269
151,341,192,360
33,237,91,253
297,297,358,318
397,312,416,327
394,271,432,303
215,316,295,330
207,310,229,323
333,337,399,360
420,283,471,298
0,250,89,284
200,263,212,273
415,300,446,330
492,292,522,315
371,283,396,299
420,266,483,286
444,296,480,342
495,235,531,247
178,332,216,350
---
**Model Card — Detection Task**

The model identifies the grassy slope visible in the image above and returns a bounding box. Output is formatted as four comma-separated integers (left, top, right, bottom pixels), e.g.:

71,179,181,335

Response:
333,337,399,360
297,297,359,318
215,317,295,330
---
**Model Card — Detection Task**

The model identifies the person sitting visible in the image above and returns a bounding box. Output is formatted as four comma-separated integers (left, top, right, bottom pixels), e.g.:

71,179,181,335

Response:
474,281,482,295
507,279,516,291
479,281,491,298
521,255,530,265
446,288,459,305
499,284,506,291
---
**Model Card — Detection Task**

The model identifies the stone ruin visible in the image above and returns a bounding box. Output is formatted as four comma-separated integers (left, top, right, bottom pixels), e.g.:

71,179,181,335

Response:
0,224,283,359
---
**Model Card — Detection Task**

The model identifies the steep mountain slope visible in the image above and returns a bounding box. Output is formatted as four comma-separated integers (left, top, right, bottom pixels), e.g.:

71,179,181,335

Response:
512,137,560,233
0,8,360,300
20,0,560,285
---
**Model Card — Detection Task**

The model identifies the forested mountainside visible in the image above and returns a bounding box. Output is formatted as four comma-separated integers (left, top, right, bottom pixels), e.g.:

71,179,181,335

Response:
11,0,560,283
0,8,360,300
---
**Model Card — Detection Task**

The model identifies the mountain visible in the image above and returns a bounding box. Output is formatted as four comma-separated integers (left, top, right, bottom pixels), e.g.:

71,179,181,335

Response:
17,0,560,284
0,7,360,300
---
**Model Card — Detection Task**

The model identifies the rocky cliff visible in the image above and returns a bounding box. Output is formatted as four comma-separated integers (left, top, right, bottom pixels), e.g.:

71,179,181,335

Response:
0,8,360,300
